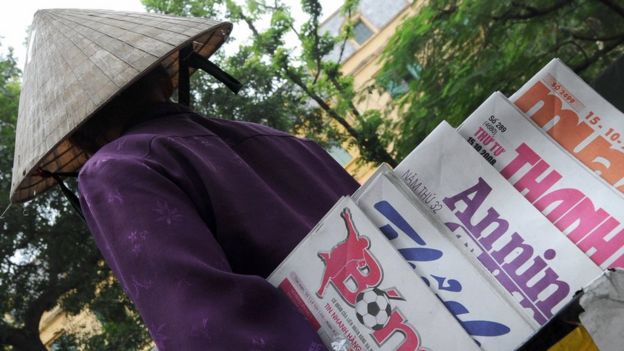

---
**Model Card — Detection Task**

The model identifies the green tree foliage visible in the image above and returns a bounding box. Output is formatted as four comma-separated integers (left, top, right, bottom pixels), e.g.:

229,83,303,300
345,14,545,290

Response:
0,47,150,351
191,47,315,134
378,0,624,159
142,0,397,166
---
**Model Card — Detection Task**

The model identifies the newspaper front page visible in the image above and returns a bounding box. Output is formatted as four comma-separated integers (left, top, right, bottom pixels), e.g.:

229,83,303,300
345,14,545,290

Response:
458,92,624,269
394,122,602,327
353,165,536,350
511,58,624,193
268,196,479,351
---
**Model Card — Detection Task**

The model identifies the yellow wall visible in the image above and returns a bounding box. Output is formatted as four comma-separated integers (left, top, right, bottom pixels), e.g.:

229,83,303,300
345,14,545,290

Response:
39,307,65,346
39,307,101,349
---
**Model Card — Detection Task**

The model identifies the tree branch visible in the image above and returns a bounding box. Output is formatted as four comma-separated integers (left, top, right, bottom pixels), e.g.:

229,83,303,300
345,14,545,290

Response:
432,4,457,21
326,70,364,122
24,281,60,335
255,1,279,11
288,23,303,41
568,31,624,42
493,0,573,21
299,0,324,84
282,65,361,138
557,39,590,63
227,0,260,37
572,36,624,73
312,31,322,84
323,67,397,165
229,0,396,165
241,15,260,37
234,2,359,138
336,8,353,65
23,251,101,339
0,324,46,351
598,0,624,18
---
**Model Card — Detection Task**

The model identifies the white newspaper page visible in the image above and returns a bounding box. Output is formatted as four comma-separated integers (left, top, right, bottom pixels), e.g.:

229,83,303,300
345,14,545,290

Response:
268,196,479,351
458,92,624,269
353,165,536,350
510,58,624,193
394,122,602,327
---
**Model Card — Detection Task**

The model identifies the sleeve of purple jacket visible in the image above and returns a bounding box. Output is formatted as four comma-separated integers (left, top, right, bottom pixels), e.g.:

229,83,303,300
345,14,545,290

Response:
78,155,328,351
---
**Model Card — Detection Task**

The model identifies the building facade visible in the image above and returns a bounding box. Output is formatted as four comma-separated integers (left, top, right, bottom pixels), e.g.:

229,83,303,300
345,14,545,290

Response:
321,0,418,181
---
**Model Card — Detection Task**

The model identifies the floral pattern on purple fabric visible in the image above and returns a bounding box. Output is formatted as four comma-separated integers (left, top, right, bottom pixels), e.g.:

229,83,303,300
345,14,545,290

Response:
106,189,123,204
174,276,193,293
154,200,182,225
251,336,267,350
131,275,154,299
150,322,169,351
308,342,326,351
127,230,147,256
77,103,357,350
89,156,114,170
115,138,128,151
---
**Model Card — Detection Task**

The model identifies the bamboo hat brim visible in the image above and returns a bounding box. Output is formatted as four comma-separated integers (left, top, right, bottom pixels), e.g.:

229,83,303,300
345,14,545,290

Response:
10,9,232,203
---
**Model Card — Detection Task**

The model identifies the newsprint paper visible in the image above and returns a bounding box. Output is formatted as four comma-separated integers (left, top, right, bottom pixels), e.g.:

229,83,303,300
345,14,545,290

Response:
458,92,624,269
511,58,624,193
352,165,536,350
268,197,479,351
394,122,602,327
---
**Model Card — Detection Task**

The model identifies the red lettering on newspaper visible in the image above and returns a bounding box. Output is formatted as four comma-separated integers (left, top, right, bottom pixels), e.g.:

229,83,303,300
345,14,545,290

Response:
515,80,624,192
502,143,624,267
317,208,422,351
316,209,382,304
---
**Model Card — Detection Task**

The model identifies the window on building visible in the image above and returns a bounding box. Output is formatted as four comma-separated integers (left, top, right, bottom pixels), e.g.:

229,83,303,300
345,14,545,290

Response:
385,80,409,98
377,63,422,98
327,145,354,167
353,19,374,45
49,334,78,351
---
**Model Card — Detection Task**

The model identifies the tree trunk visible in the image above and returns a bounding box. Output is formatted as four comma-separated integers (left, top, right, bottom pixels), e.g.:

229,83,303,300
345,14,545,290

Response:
4,328,48,351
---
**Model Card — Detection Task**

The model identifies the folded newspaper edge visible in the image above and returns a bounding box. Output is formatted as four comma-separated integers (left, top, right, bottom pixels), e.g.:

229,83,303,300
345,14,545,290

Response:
510,58,624,194
266,57,622,351
268,196,480,351
457,92,624,269
394,121,602,328
353,164,536,350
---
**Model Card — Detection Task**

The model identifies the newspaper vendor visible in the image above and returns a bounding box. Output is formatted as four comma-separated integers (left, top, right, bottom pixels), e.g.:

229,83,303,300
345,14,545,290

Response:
10,9,358,350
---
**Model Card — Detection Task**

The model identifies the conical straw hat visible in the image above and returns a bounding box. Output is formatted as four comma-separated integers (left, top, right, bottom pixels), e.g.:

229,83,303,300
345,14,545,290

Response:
10,9,232,203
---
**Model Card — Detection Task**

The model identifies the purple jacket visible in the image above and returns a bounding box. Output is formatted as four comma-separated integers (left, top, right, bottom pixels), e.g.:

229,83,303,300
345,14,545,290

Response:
78,102,359,350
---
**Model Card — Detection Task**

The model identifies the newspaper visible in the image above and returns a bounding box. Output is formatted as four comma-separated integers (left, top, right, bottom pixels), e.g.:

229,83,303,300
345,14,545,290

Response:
268,196,479,351
510,58,624,193
394,122,602,327
352,165,536,350
457,92,624,269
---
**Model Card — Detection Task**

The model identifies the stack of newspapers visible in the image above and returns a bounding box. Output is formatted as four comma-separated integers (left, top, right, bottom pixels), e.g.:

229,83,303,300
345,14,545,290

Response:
268,58,624,350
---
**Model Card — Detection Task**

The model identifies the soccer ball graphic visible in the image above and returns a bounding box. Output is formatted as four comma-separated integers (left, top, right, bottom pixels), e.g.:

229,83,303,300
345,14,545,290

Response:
355,288,392,330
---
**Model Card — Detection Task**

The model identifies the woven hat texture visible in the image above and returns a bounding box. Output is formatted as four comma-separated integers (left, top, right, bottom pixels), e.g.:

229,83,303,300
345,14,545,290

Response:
10,8,231,203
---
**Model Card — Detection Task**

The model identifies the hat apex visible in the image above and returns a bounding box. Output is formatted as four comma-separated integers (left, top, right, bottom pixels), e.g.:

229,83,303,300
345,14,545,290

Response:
10,8,231,203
